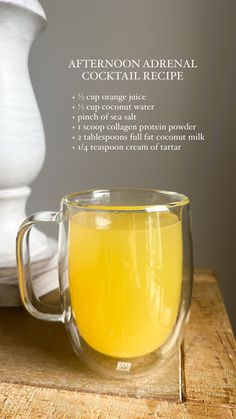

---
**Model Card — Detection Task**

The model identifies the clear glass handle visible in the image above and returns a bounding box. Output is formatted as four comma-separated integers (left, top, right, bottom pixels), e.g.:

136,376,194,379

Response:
16,211,63,322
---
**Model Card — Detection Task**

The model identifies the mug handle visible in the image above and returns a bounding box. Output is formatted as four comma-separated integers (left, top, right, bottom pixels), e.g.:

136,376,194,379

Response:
16,211,63,323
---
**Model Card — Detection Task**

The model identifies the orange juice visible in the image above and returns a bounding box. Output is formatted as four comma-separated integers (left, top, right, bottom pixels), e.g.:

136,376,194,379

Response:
68,209,182,358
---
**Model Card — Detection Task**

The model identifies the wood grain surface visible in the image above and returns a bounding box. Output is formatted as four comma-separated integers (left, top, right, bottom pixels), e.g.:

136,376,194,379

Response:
0,311,182,401
0,270,235,418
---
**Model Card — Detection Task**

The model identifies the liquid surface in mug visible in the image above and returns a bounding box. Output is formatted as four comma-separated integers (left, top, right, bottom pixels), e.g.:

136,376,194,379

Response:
68,209,182,358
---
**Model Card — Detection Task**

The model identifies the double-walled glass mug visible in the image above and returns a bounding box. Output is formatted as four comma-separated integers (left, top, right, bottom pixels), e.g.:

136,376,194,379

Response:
16,189,193,378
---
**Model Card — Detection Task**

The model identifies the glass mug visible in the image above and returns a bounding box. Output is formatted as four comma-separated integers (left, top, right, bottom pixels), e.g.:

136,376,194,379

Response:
16,189,193,377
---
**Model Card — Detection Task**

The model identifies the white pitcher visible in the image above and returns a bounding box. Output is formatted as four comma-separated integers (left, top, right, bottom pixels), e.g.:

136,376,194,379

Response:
0,0,57,305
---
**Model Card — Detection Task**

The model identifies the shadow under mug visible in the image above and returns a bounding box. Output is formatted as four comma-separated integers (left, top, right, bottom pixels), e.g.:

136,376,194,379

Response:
16,188,193,378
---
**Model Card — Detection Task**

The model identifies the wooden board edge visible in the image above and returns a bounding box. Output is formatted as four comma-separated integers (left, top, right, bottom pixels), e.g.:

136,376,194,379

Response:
0,382,235,418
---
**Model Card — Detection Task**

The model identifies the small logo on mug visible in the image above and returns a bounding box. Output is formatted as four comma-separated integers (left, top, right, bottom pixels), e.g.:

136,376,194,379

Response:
116,362,132,372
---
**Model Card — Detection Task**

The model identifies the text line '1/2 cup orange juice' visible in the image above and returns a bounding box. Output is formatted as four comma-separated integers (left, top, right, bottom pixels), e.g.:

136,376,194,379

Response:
68,209,182,358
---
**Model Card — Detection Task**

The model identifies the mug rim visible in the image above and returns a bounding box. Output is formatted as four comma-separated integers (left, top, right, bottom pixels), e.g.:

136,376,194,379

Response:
62,188,190,212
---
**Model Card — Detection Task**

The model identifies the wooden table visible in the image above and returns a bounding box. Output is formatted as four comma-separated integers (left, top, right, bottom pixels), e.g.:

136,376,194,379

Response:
0,270,235,418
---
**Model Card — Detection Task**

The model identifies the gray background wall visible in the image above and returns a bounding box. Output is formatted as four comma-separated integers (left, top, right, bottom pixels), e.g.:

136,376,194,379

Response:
28,0,236,331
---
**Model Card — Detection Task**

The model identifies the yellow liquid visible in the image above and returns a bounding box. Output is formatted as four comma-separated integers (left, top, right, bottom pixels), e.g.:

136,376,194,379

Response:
69,210,182,358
